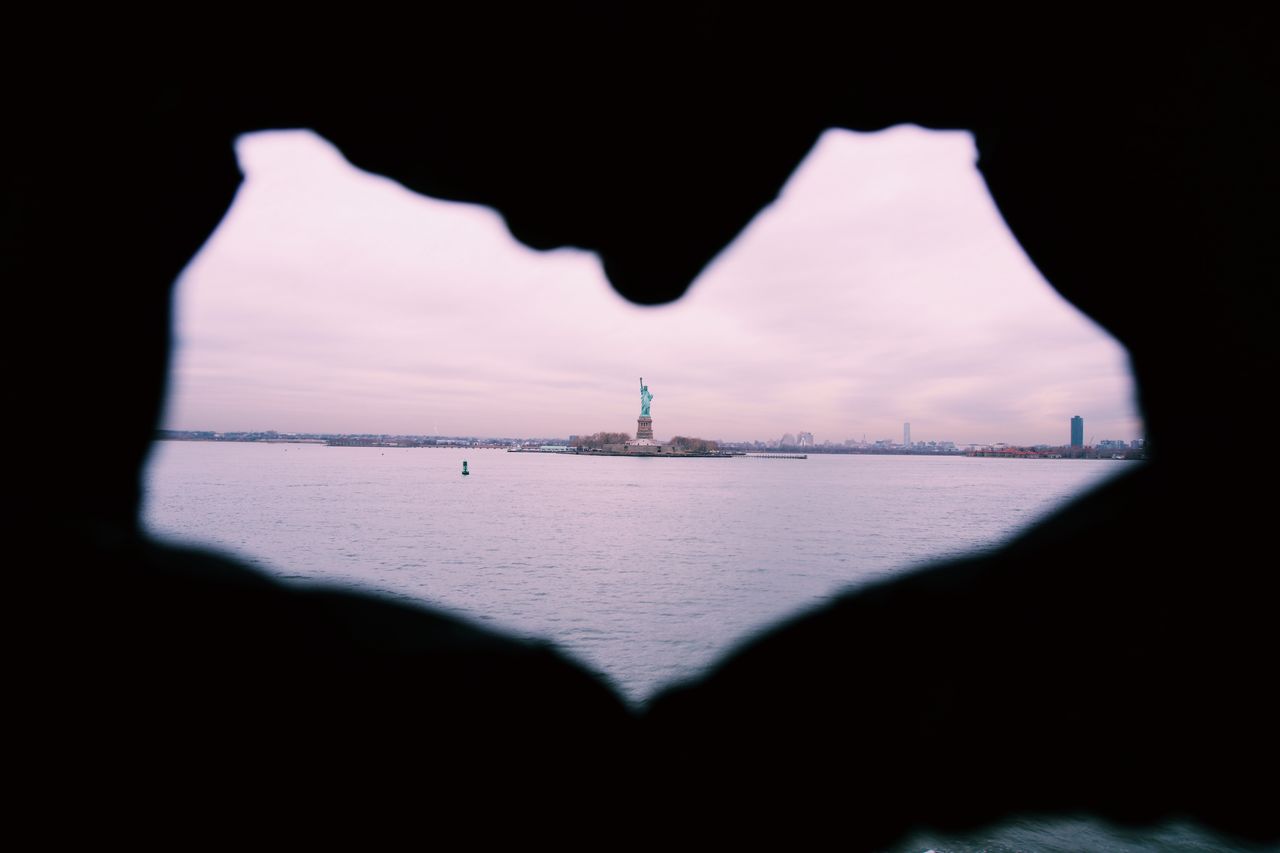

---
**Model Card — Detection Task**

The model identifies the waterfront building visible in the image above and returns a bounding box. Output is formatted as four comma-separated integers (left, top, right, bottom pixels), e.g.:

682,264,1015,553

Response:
1071,415,1084,448
904,422,911,447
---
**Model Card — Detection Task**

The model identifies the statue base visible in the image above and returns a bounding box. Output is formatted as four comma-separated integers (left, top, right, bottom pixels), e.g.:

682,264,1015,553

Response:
636,416,653,441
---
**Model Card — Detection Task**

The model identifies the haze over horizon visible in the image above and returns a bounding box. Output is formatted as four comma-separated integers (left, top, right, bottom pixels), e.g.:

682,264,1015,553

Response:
164,126,1142,447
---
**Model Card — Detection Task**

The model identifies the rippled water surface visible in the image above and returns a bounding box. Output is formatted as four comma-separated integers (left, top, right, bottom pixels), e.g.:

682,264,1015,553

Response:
144,441,1126,702
144,443,1259,850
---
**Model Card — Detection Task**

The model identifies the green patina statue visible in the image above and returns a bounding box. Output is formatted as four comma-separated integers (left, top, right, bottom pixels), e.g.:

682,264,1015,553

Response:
639,378,653,418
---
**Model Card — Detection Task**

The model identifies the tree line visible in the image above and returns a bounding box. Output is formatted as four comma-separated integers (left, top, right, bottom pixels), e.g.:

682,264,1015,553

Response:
669,436,719,452
575,431,632,448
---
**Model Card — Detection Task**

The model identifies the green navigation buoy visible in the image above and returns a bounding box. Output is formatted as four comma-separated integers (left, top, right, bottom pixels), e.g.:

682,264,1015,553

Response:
462,460,470,476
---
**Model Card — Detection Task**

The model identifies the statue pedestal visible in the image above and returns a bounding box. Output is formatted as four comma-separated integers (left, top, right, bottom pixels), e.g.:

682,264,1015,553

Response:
636,416,653,441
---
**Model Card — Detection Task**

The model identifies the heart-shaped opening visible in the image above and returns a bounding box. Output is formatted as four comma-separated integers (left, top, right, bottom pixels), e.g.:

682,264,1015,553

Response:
144,126,1142,704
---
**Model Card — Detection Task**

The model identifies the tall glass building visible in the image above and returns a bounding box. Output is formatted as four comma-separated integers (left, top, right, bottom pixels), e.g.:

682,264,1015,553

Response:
1071,415,1084,448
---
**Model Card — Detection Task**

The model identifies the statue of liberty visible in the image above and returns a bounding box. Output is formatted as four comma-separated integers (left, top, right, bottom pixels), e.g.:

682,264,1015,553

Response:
639,377,653,418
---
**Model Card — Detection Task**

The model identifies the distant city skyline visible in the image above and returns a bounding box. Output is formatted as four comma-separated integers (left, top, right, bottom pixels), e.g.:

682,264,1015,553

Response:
164,126,1142,447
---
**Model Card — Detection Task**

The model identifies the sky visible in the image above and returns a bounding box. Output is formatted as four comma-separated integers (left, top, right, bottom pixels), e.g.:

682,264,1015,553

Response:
165,125,1142,447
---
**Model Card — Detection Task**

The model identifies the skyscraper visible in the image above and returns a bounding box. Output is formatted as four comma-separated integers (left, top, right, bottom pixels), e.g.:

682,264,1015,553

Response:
904,422,911,448
1071,415,1084,448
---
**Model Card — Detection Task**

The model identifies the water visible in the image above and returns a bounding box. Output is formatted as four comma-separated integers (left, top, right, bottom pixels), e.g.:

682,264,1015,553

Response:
142,443,1265,851
142,441,1122,703
894,815,1264,853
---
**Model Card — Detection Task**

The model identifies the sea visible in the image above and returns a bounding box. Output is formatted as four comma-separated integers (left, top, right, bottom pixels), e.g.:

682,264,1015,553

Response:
142,441,1266,853
142,441,1118,701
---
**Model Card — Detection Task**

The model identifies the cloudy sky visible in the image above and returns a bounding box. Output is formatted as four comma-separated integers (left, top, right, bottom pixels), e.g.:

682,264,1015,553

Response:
165,125,1142,447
